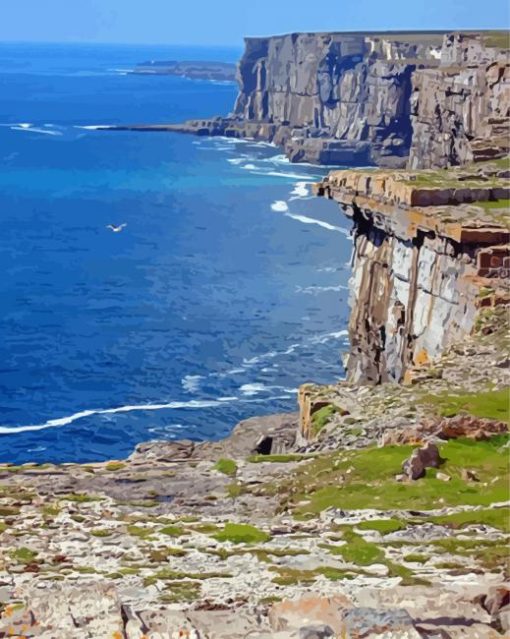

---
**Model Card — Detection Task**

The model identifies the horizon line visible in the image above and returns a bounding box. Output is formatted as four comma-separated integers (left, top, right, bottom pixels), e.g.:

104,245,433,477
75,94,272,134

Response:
0,27,508,48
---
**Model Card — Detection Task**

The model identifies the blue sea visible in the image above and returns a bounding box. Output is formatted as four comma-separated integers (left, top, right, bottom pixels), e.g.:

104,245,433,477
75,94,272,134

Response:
0,43,352,464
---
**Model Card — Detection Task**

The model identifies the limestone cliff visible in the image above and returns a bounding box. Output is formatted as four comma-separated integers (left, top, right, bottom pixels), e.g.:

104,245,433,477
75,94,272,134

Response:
168,30,509,169
315,159,510,385
409,33,510,168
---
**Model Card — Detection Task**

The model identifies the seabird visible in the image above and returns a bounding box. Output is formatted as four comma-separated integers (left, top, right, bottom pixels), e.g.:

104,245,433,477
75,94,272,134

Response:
106,223,127,233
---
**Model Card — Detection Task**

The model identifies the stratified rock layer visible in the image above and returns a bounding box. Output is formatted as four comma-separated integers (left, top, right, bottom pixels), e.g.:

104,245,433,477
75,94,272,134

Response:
315,159,510,385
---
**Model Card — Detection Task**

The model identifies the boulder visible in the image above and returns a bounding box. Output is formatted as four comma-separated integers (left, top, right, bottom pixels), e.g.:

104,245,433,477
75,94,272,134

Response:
340,607,422,638
402,442,442,480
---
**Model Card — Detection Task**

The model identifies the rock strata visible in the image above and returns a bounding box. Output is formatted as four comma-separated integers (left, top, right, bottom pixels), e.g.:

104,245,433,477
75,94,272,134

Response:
315,158,510,384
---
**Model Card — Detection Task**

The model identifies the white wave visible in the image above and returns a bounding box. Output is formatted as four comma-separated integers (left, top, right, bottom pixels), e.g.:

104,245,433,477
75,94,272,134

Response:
241,163,257,170
181,374,204,393
289,181,310,199
227,158,245,165
309,330,348,345
284,212,349,235
74,125,111,131
0,398,237,435
296,284,349,295
10,124,62,136
271,200,289,212
265,170,322,180
240,383,298,397
317,266,341,273
240,383,268,396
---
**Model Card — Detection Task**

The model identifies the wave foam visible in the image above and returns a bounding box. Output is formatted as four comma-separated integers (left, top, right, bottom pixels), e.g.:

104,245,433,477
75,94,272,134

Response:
284,211,349,235
289,181,310,199
181,375,204,393
296,284,349,295
271,200,289,213
0,398,236,435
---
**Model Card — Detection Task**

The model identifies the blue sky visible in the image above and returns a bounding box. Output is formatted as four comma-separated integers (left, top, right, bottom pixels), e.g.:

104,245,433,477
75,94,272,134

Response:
1,0,509,45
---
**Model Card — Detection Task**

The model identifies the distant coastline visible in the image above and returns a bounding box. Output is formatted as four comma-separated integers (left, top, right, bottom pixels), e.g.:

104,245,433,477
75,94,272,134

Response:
129,59,236,81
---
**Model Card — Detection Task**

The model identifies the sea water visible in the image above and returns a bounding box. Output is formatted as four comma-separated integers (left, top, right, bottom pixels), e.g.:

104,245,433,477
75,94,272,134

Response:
0,42,352,463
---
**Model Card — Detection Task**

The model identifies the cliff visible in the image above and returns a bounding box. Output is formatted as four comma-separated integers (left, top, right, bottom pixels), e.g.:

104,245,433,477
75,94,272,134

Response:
315,158,509,386
168,30,509,169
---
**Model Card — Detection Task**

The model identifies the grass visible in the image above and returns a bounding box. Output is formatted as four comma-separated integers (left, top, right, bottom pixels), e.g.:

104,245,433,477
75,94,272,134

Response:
159,525,185,537
126,525,154,540
213,523,270,544
248,454,311,463
105,462,126,472
148,547,187,561
324,530,385,565
356,518,405,534
60,493,101,503
11,547,37,564
420,388,509,422
403,553,429,563
429,507,510,532
226,482,243,498
90,529,114,538
0,506,20,516
270,566,359,586
311,405,341,436
160,581,201,603
144,569,230,587
266,435,510,515
213,458,238,476
472,199,510,211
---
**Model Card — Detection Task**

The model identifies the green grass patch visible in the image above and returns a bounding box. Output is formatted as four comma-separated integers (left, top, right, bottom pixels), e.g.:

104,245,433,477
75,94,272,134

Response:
148,547,187,561
105,462,126,472
270,436,509,515
356,518,405,534
270,565,359,586
248,454,311,463
213,458,238,476
420,388,509,422
325,530,385,565
311,404,342,436
126,525,154,540
429,507,510,532
11,547,37,564
214,522,270,544
403,553,429,563
144,569,230,587
226,482,243,498
472,199,510,211
90,529,114,538
159,525,185,537
160,581,201,603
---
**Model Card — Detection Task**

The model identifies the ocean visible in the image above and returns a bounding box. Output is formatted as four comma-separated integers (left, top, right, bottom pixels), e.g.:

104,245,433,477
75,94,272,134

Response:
0,42,353,464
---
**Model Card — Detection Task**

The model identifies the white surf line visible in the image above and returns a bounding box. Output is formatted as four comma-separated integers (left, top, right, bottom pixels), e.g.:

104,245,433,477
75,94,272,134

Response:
0,394,298,436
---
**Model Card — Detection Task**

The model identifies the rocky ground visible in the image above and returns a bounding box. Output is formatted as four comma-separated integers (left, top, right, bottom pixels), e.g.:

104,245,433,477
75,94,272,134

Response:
0,311,508,638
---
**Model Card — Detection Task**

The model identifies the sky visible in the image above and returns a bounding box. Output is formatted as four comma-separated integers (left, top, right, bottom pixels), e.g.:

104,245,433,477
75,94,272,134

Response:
0,0,509,46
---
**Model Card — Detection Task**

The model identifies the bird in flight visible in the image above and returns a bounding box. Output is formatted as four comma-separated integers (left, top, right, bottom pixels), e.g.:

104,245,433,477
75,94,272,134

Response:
106,223,127,233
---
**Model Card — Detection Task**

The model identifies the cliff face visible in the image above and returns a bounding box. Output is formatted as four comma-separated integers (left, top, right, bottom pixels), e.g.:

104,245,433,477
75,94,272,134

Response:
409,33,510,168
230,32,444,167
316,160,510,385
170,30,509,169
